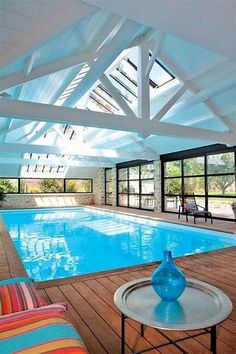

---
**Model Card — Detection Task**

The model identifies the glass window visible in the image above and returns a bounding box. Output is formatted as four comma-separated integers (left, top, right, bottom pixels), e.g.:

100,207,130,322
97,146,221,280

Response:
164,195,181,212
118,181,128,193
129,166,139,179
106,181,112,194
184,177,205,195
164,161,181,177
65,179,92,193
141,195,154,209
208,197,235,219
105,168,112,181
21,179,64,193
207,175,235,196
207,152,235,175
183,157,204,176
129,194,139,208
105,193,113,206
163,147,236,220
117,162,154,210
0,179,18,193
141,163,154,179
129,180,139,194
118,168,128,180
164,178,181,195
118,194,128,206
141,180,154,194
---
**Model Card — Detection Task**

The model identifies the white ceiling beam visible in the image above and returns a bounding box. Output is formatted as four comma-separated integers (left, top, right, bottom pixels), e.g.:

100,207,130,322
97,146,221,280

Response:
163,74,236,120
24,52,38,77
145,33,165,77
0,98,235,145
158,52,236,129
100,75,136,117
0,120,33,137
0,141,157,160
137,42,150,121
0,157,113,168
0,52,90,91
152,84,187,121
63,20,143,107
0,1,95,69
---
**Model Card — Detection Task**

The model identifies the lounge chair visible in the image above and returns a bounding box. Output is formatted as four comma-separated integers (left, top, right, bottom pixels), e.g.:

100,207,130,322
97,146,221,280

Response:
178,195,213,224
0,277,88,353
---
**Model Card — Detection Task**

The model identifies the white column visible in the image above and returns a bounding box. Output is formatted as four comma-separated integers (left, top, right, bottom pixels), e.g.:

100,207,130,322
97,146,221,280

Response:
154,160,162,212
137,43,150,121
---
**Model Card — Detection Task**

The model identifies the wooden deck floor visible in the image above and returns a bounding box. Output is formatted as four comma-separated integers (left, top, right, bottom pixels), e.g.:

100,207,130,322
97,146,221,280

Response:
0,211,236,353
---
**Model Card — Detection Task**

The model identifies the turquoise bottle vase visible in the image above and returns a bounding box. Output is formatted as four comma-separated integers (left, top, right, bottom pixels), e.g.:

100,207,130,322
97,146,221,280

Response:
151,250,186,301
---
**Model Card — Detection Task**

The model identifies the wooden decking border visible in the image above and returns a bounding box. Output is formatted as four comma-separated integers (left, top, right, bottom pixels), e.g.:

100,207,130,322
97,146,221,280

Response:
0,212,236,353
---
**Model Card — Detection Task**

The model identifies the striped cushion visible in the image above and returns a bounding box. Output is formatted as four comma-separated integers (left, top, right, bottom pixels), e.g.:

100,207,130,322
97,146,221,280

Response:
0,277,46,315
0,303,88,354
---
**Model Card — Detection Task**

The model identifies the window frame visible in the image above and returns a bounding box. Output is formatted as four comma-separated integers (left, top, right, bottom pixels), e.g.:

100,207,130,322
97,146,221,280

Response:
0,178,93,194
117,161,154,211
161,144,236,221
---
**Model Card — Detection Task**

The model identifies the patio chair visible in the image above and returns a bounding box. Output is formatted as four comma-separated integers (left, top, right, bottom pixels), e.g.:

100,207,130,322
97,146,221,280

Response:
178,195,213,224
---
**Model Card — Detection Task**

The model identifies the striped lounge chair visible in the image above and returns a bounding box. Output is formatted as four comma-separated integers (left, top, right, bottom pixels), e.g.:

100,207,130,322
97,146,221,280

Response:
0,278,88,354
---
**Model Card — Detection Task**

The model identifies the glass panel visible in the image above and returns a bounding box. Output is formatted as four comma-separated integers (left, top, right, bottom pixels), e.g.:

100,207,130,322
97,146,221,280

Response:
20,179,64,193
184,177,205,195
207,175,235,196
164,195,181,212
183,157,204,176
164,178,181,194
129,166,139,179
164,161,181,177
0,179,18,193
208,197,235,219
118,194,128,206
141,180,154,194
106,181,112,193
140,164,154,179
118,181,128,193
105,168,112,181
129,180,139,193
65,179,92,192
207,152,235,174
118,168,128,180
129,194,139,208
105,193,112,205
141,195,154,209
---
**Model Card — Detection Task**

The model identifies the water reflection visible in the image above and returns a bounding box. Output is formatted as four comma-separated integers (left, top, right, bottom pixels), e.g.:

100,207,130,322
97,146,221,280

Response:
1,208,236,281
153,300,186,324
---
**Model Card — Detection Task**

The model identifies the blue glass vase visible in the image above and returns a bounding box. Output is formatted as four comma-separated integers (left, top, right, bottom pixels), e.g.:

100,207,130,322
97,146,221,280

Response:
151,250,186,301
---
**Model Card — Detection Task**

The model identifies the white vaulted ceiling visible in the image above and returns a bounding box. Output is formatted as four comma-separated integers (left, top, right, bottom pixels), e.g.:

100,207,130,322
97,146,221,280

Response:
0,0,235,178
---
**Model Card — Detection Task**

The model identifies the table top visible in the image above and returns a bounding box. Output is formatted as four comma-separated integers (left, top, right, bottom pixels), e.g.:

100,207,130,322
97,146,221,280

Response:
114,278,232,331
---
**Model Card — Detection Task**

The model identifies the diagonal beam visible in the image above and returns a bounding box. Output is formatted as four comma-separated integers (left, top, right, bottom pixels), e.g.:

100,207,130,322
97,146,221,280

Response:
63,20,143,107
145,33,166,77
0,1,95,69
152,84,187,121
158,53,236,129
0,53,90,92
163,74,236,120
100,75,136,117
0,120,33,137
0,98,235,145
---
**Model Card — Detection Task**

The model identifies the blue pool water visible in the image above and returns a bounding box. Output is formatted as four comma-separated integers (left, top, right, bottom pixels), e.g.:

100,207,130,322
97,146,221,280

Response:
1,207,236,281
